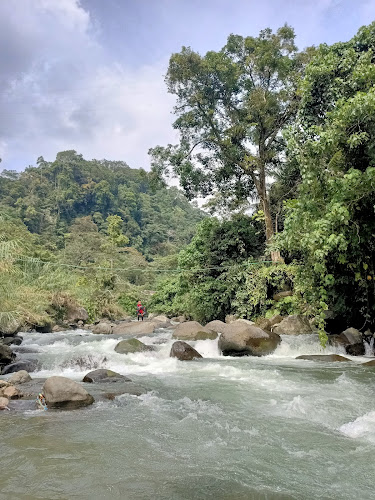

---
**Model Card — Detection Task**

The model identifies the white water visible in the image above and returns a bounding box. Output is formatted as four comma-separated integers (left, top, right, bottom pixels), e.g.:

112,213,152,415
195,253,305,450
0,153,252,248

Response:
1,328,375,499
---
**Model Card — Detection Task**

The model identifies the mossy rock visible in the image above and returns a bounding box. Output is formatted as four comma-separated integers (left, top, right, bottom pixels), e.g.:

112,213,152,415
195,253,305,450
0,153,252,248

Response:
114,338,155,354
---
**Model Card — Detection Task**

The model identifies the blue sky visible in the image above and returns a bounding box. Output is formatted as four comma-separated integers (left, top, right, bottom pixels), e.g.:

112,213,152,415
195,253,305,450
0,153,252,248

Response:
0,0,374,171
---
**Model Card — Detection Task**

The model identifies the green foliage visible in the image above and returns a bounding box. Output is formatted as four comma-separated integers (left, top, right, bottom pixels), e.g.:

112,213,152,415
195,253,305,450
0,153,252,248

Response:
279,22,375,334
106,215,129,247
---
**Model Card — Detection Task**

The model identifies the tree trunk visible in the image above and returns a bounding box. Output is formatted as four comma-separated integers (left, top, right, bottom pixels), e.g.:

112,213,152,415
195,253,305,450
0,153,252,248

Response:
261,191,284,264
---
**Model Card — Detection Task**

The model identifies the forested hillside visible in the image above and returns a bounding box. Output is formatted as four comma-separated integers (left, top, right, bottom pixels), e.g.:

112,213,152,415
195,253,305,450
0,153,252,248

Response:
0,151,203,332
0,150,203,256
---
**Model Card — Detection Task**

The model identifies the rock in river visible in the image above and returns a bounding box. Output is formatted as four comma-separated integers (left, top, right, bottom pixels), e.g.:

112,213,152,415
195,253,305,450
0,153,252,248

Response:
115,338,155,354
170,341,203,361
272,315,313,335
112,321,155,336
219,323,281,356
91,321,113,335
0,397,9,410
2,360,38,375
8,370,32,384
296,354,351,362
172,321,217,341
83,369,131,383
219,323,281,357
0,344,16,368
43,376,94,409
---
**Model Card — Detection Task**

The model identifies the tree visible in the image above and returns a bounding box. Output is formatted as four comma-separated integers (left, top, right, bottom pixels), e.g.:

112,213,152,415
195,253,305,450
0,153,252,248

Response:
149,26,310,261
106,215,129,247
279,22,375,336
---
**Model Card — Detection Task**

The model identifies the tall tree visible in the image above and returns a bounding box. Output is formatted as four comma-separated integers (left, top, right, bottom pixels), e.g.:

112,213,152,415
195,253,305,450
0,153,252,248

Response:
149,26,310,261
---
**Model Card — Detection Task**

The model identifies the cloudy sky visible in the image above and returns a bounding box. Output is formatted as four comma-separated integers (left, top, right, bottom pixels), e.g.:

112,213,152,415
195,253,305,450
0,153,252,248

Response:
0,0,374,171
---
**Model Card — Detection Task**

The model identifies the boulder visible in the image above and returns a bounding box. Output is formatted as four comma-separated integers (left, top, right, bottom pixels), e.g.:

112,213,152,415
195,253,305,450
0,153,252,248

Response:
234,319,255,326
2,385,21,399
112,322,155,336
114,338,155,354
152,315,169,323
273,290,293,302
172,321,217,341
0,344,15,367
43,376,94,409
296,354,351,362
255,318,272,333
170,341,203,361
329,328,365,356
269,315,283,327
0,380,10,388
150,320,173,329
0,397,9,410
34,322,53,333
66,306,89,323
2,360,38,375
205,320,227,334
272,315,313,335
225,315,239,324
8,370,32,384
91,321,113,335
219,324,281,357
82,369,131,383
1,336,23,346
171,316,186,323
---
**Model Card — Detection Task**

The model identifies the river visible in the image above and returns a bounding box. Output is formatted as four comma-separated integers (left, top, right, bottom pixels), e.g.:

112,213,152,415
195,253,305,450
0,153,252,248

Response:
1,328,374,499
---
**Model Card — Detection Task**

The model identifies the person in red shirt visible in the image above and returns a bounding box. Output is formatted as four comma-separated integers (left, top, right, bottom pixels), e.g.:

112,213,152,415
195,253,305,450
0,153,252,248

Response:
136,301,145,321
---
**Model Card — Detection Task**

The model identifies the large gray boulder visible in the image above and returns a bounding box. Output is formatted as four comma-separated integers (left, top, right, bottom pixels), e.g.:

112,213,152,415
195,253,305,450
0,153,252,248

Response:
112,321,155,336
43,376,94,409
204,320,227,334
66,306,89,323
1,336,23,346
172,321,217,341
272,315,313,335
82,369,131,383
9,370,32,384
170,341,203,361
91,321,113,335
219,323,281,357
115,338,155,354
296,354,351,362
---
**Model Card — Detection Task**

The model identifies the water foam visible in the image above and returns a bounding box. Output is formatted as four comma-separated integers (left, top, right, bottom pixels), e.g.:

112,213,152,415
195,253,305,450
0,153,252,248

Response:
339,411,375,443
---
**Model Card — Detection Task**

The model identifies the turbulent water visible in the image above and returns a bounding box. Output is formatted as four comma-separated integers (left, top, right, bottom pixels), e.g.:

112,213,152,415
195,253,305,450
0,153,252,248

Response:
1,328,375,500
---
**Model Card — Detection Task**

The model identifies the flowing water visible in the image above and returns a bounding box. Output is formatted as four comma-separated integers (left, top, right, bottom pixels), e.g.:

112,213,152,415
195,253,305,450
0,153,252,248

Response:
1,328,375,500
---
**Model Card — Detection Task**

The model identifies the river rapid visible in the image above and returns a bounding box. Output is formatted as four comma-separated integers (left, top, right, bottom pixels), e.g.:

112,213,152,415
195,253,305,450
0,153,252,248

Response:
1,328,375,500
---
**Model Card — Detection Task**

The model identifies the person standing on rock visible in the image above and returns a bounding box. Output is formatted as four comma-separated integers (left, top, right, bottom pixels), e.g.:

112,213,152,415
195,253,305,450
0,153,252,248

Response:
137,301,145,321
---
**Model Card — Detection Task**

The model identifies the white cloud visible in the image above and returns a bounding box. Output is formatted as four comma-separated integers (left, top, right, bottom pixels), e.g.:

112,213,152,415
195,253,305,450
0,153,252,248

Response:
0,0,176,169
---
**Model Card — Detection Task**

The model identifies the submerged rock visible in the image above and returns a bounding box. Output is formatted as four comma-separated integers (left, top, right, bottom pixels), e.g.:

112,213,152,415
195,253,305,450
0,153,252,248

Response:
43,376,94,409
9,370,32,384
170,341,203,361
83,369,131,383
361,359,375,367
172,321,217,341
112,321,155,336
296,354,351,362
272,315,313,335
2,360,38,375
219,324,281,357
114,338,155,354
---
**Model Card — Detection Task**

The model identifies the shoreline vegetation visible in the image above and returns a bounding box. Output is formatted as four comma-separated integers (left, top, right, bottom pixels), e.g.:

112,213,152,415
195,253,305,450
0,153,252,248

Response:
1,23,375,353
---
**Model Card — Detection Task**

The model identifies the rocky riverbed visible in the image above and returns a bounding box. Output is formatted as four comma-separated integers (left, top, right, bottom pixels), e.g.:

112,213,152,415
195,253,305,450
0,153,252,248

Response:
1,319,375,499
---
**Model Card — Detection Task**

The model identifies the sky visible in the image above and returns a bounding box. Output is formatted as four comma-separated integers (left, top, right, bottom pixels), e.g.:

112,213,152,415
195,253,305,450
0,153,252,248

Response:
0,0,374,172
